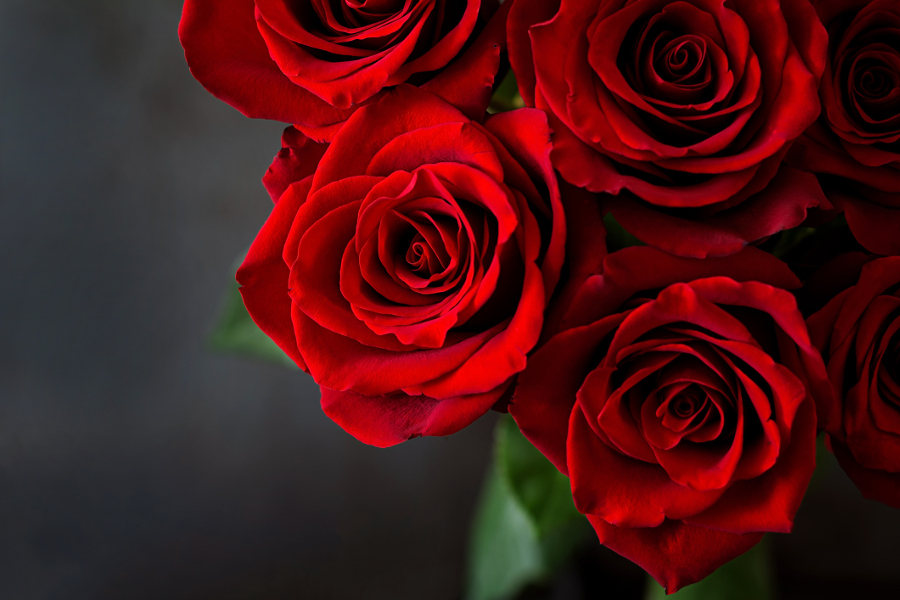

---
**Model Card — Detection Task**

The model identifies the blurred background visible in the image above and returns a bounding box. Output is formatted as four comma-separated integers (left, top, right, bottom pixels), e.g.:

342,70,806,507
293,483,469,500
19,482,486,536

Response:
1,1,899,599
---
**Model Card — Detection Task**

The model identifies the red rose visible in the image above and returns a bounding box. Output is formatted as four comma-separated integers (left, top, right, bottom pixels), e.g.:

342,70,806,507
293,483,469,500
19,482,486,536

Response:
508,0,830,258
237,85,597,447
179,0,505,140
808,256,900,508
787,0,900,255
510,246,832,592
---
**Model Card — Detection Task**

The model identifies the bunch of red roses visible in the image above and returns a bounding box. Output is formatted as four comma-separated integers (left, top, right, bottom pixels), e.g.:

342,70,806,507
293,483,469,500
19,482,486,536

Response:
180,0,900,593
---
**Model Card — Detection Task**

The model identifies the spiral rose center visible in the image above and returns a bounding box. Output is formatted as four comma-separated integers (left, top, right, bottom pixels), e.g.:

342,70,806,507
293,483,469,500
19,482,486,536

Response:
858,66,894,99
656,37,706,84
406,233,438,276
672,392,700,418
844,45,900,125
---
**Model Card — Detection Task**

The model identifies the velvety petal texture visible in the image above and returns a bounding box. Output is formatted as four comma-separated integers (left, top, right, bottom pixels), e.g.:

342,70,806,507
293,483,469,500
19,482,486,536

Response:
808,256,900,508
238,85,599,446
786,0,900,255
508,0,830,258
179,0,503,140
510,246,829,593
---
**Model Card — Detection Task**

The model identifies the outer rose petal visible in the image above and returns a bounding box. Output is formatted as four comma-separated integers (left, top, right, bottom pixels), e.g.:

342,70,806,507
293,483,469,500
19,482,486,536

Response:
321,383,509,448
181,0,502,141
421,0,511,123
262,127,329,203
510,316,624,475
588,516,764,594
601,167,830,258
179,0,352,129
831,190,900,256
568,404,725,528
787,126,900,193
684,400,817,534
831,437,900,509
237,179,313,371
562,246,800,330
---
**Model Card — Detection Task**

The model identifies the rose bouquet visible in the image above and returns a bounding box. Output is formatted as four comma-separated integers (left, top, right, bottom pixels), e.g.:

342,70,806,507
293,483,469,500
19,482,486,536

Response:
179,0,900,596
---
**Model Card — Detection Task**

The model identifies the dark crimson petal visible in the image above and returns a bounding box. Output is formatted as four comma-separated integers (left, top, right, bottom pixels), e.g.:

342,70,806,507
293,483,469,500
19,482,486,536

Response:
601,166,830,258
421,0,511,122
563,245,800,331
787,125,900,193
364,122,504,182
539,183,607,340
320,382,508,448
237,179,314,371
588,516,764,594
831,436,900,509
414,259,544,399
262,127,329,203
832,189,900,256
256,7,429,109
590,354,677,463
482,108,570,304
684,400,817,534
179,0,353,129
390,0,485,81
293,304,505,396
506,0,563,107
687,277,833,428
510,315,625,475
312,85,470,192
567,404,726,528
829,259,900,357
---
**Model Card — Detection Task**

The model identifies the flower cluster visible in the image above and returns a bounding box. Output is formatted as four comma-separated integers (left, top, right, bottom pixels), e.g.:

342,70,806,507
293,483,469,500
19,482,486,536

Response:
180,0,900,592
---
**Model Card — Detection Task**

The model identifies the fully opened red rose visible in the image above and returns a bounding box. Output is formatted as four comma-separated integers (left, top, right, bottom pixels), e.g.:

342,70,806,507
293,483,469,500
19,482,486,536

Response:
788,0,900,255
508,0,831,258
808,257,900,508
510,247,832,592
237,85,587,447
179,0,502,140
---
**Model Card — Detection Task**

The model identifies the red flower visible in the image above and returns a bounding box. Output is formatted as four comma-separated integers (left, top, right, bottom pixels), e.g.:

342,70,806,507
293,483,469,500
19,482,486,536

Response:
510,247,832,592
808,256,900,508
237,85,598,447
787,0,900,255
508,0,830,258
179,0,505,140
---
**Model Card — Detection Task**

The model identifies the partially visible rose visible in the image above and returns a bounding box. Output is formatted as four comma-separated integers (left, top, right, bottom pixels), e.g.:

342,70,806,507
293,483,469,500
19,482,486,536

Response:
510,246,832,592
808,256,900,508
238,85,600,447
508,0,830,258
179,0,505,140
787,0,900,255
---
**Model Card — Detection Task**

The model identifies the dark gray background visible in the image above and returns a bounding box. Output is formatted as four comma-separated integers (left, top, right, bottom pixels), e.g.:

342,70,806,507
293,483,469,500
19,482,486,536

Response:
1,1,899,599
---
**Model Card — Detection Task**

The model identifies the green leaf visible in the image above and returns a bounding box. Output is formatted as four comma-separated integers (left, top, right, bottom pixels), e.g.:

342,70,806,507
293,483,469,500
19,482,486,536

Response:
644,537,774,600
208,266,297,368
488,69,525,114
603,212,645,252
769,226,817,259
498,415,583,539
465,415,590,600
466,462,546,600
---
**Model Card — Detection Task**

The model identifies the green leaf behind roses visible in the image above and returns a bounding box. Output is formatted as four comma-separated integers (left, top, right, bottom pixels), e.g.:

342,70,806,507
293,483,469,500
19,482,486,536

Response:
603,213,645,251
644,537,774,600
466,415,590,600
488,69,525,114
208,269,296,368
